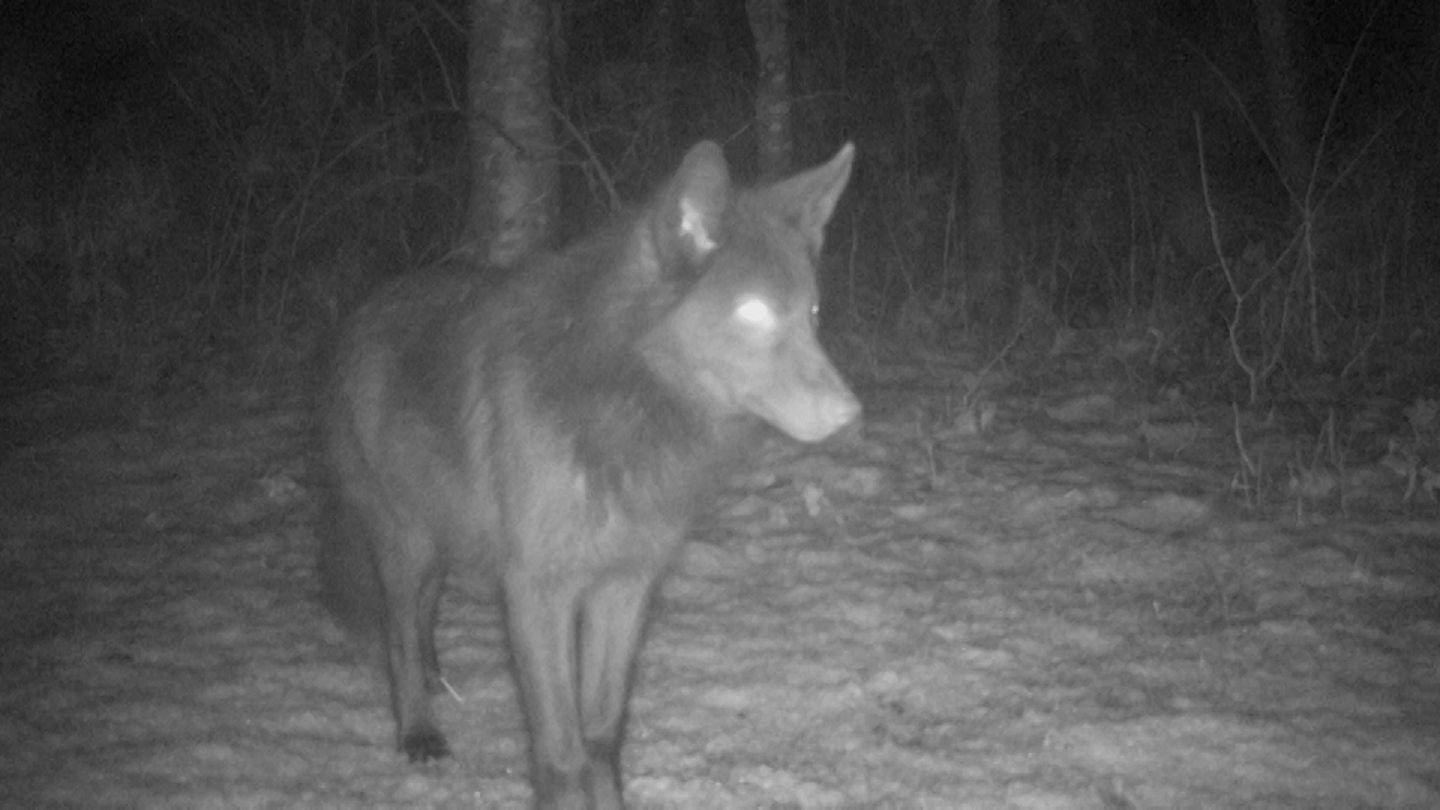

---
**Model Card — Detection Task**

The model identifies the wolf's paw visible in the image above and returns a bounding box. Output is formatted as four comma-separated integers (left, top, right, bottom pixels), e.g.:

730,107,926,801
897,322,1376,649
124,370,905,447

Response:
401,728,451,762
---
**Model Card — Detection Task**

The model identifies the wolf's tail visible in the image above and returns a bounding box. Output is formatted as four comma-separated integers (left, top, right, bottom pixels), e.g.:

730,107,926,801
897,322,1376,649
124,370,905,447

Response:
317,501,386,650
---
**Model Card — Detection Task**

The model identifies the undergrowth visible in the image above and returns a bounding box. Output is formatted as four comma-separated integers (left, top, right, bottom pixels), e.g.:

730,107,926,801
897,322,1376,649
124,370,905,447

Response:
2,0,1433,478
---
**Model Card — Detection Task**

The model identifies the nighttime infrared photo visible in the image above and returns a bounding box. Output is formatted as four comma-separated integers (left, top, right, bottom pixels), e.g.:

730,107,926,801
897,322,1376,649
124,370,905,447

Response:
2,0,1438,807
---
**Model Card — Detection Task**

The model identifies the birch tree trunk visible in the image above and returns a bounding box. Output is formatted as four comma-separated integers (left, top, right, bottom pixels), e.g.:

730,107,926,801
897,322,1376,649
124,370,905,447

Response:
747,0,792,179
467,0,557,268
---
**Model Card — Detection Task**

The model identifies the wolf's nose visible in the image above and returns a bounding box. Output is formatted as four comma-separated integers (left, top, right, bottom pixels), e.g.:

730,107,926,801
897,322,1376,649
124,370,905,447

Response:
822,390,862,432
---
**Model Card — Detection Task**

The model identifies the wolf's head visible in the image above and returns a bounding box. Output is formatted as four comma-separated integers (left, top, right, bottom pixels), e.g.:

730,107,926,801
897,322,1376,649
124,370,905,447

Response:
639,142,860,443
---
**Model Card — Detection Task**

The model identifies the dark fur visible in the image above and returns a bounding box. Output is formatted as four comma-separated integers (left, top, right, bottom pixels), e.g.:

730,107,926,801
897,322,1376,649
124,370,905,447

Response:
319,141,857,810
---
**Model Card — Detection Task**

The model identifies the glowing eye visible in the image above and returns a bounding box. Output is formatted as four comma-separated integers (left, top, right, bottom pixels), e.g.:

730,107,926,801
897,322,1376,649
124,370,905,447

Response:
734,296,777,329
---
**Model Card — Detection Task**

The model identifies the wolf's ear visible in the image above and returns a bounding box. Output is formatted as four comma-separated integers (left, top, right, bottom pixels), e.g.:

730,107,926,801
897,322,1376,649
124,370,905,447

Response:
654,141,731,266
764,143,855,250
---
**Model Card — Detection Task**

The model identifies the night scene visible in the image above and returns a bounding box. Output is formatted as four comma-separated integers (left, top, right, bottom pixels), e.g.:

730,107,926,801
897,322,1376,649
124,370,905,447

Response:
1,1,1437,807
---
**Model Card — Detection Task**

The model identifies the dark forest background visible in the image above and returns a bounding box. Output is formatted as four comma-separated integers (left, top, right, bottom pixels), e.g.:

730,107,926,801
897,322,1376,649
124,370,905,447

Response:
2,0,1436,417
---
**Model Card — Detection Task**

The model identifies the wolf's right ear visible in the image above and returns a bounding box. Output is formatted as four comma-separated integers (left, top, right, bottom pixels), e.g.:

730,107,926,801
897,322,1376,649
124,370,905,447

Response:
653,141,731,267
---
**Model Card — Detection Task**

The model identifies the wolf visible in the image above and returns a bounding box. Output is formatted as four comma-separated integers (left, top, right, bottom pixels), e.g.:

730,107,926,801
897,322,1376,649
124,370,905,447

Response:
319,140,858,809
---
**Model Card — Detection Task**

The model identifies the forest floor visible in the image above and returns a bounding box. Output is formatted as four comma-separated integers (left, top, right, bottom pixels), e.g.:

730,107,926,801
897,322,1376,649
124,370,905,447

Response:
3,343,1438,809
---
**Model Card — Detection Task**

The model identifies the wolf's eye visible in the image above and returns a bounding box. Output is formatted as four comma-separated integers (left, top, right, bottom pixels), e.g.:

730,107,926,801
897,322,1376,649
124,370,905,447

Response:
734,296,777,331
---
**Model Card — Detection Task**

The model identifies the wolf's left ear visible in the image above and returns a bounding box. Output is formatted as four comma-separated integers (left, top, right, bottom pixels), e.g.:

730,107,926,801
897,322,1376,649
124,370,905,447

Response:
768,143,855,249
656,141,732,265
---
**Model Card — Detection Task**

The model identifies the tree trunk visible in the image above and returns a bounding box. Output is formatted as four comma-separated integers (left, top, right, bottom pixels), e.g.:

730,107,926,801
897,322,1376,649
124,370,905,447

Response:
1252,0,1308,200
645,0,679,149
746,0,792,179
467,0,557,268
963,0,1009,330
